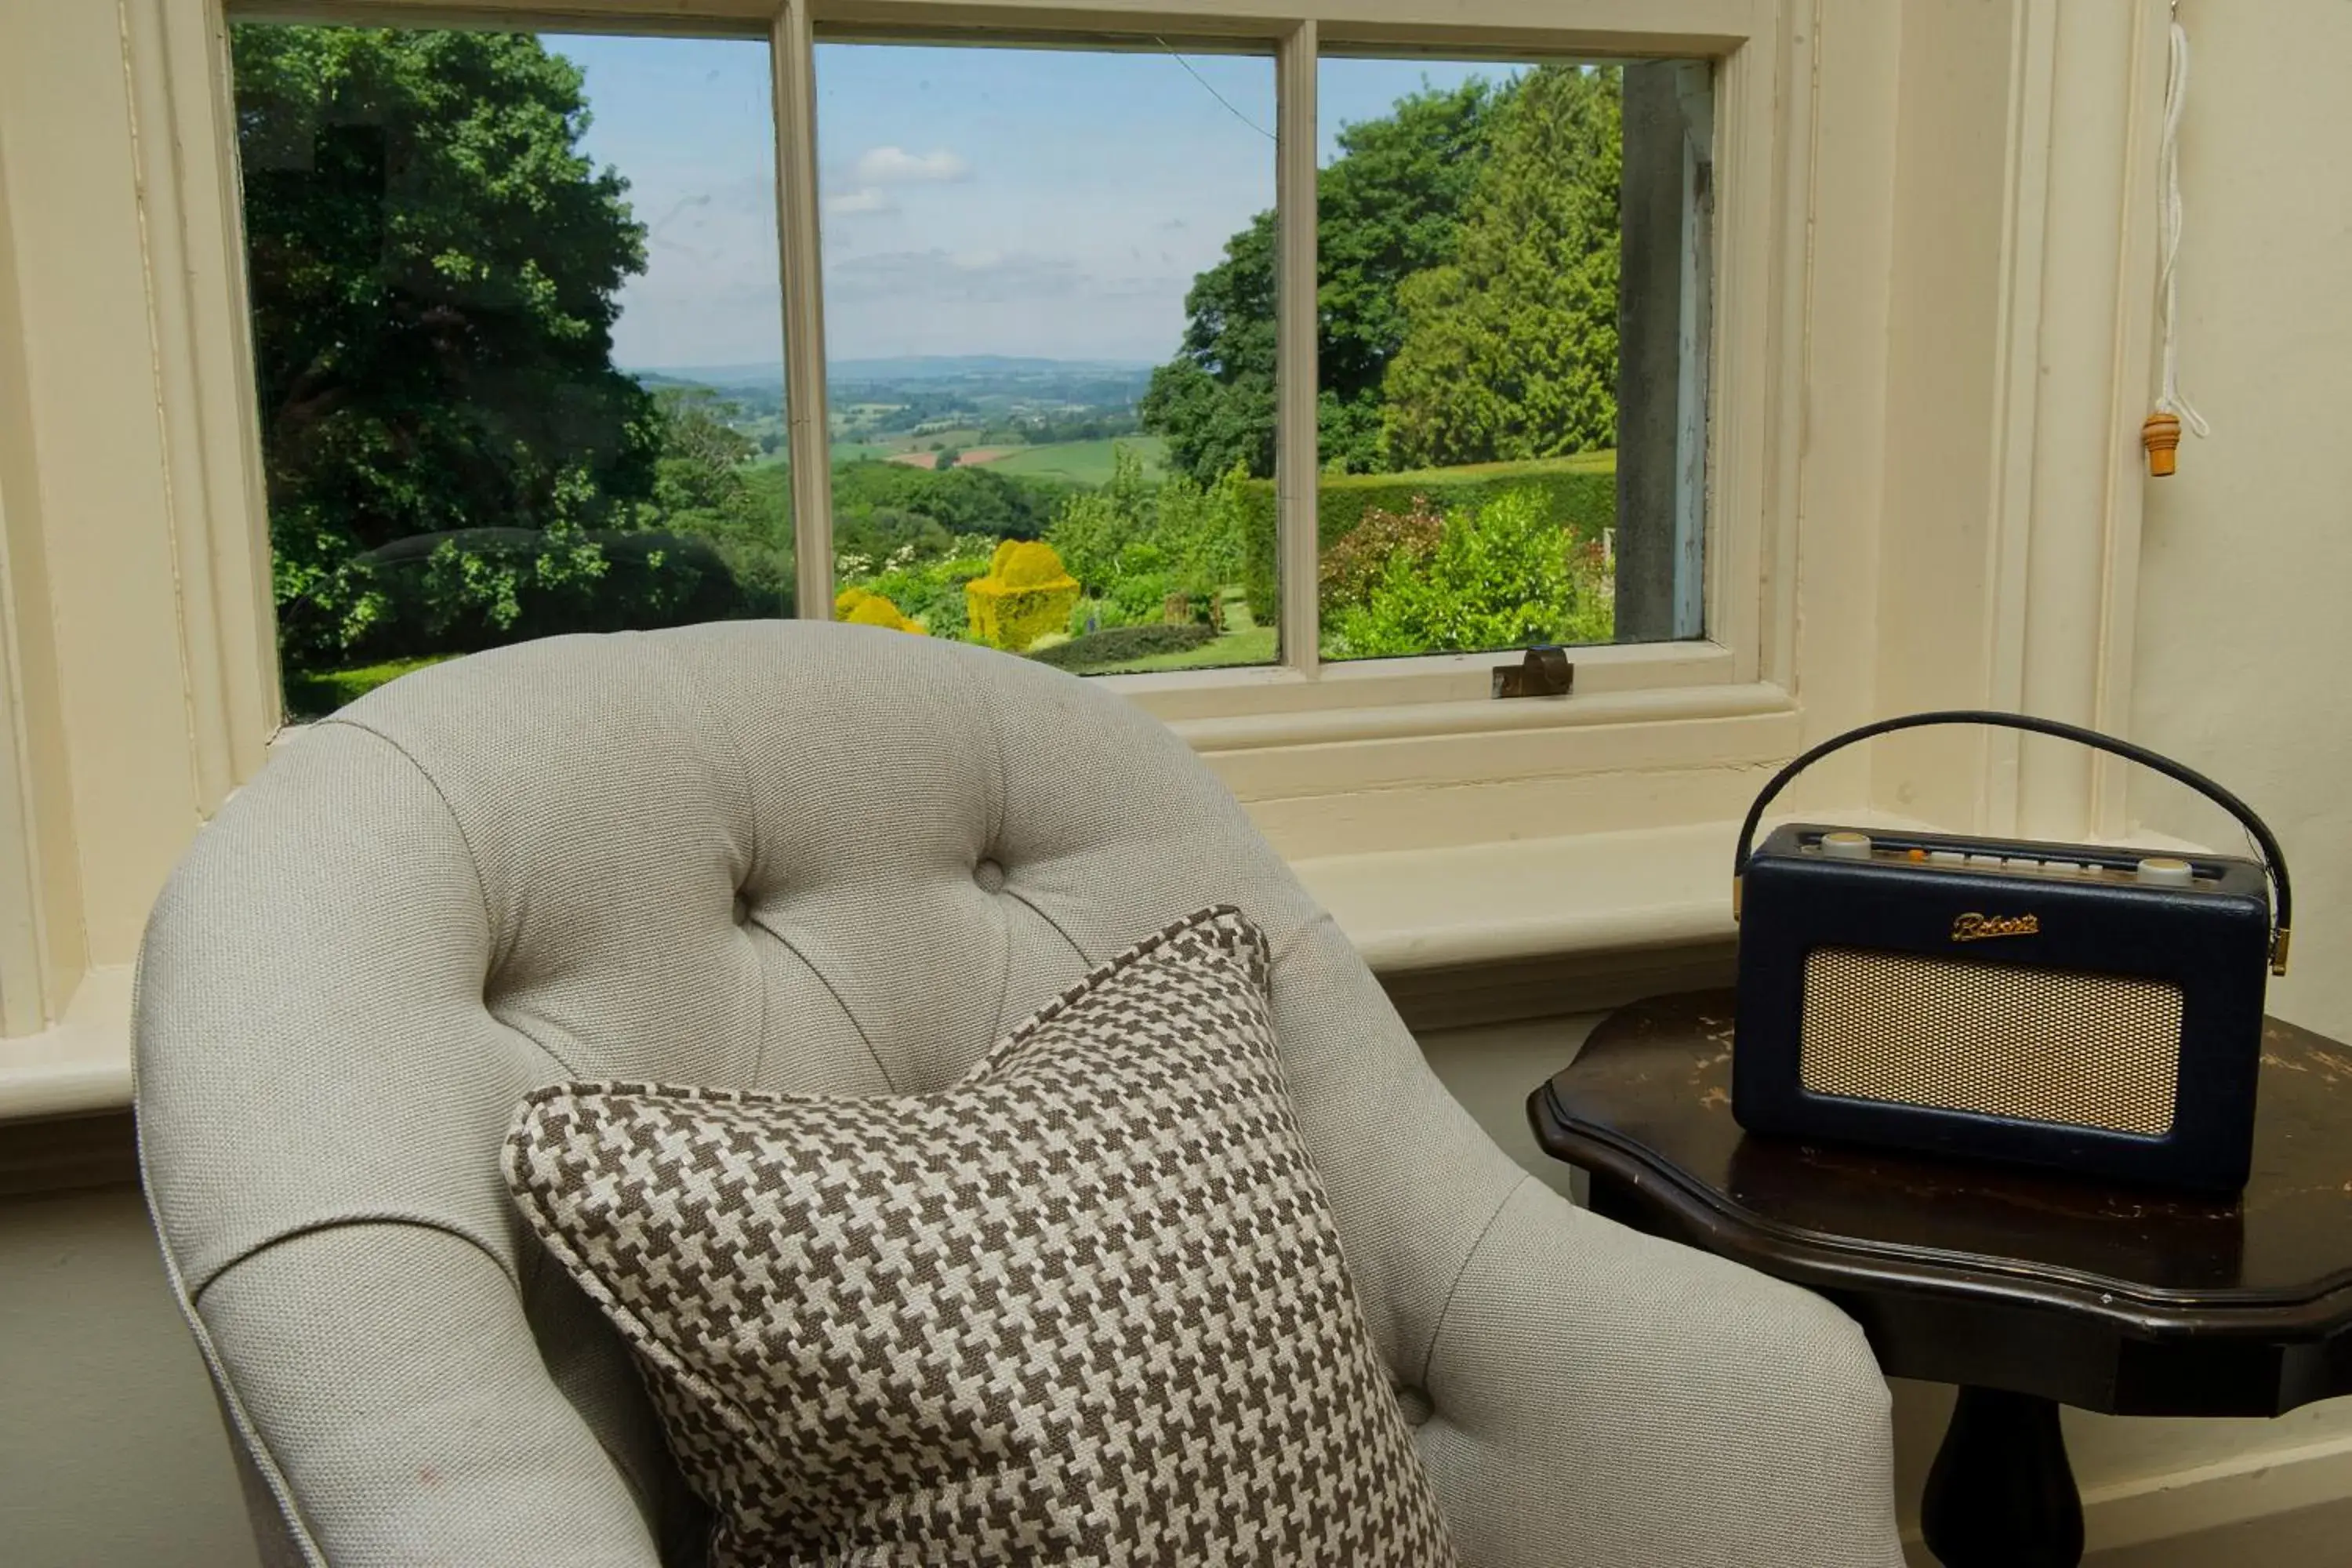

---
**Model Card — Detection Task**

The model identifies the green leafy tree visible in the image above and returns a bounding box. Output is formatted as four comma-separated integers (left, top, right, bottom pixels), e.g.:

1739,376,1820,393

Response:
643,387,793,612
1046,445,1158,597
1143,79,1505,482
234,25,661,664
1381,66,1624,467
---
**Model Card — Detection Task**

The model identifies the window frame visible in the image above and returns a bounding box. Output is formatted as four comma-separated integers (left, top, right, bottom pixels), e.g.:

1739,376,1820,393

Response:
213,0,1782,745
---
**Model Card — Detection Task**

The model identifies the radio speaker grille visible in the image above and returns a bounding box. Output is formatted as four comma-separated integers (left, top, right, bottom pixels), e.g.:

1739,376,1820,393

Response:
1799,948,2183,1135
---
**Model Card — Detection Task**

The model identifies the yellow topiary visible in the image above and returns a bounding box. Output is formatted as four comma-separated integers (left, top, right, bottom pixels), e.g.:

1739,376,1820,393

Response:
965,539,1080,652
837,587,927,635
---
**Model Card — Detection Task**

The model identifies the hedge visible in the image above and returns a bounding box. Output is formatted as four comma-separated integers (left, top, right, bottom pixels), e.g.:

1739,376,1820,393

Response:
1027,622,1216,671
279,526,786,670
1238,454,1617,624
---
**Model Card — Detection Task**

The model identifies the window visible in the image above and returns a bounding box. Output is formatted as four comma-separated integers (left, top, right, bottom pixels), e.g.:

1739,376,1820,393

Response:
224,11,1719,720
1311,55,1710,663
815,41,1279,673
230,24,790,718
0,0,2170,1059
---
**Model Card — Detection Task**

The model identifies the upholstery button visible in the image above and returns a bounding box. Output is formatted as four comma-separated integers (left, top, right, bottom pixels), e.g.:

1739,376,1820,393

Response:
731,891,750,925
974,859,1007,894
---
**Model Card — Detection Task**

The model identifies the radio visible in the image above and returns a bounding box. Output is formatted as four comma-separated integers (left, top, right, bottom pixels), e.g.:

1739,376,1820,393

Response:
1730,712,2292,1194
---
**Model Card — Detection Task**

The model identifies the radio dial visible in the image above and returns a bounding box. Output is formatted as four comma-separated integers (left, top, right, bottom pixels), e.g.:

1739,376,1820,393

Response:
2136,856,2194,888
1820,831,1873,861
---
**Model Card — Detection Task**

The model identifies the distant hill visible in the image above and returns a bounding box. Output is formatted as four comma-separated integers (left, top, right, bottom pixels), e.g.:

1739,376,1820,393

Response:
630,355,1156,390
829,355,1154,383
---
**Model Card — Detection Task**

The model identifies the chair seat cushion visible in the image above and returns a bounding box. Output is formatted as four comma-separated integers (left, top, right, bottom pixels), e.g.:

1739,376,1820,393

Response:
503,905,1459,1567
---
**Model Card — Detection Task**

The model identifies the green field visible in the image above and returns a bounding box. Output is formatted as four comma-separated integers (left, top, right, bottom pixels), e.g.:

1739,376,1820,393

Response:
828,426,989,466
987,436,1167,486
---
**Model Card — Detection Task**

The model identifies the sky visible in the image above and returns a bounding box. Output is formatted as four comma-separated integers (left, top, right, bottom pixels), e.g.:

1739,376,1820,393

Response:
549,34,1524,372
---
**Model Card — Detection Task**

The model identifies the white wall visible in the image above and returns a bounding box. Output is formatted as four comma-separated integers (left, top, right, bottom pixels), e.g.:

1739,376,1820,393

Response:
2129,0,2352,1040
2001,0,2352,1549
0,1185,257,1568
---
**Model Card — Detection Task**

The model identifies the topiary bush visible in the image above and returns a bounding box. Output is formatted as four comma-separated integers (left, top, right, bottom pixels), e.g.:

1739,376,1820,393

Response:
1236,454,1616,624
833,586,928,634
1026,622,1217,671
964,539,1082,651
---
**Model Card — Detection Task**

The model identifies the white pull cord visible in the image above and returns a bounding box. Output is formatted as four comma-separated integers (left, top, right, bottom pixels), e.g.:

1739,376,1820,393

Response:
2153,15,2208,439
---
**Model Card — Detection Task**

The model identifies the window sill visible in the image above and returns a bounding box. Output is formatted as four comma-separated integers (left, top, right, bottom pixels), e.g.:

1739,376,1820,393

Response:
1294,818,1743,973
0,823,1755,1121
2,811,2208,1120
0,965,132,1122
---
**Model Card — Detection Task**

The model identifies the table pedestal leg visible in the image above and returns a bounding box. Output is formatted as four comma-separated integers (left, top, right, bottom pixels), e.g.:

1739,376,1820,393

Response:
1921,1386,2084,1567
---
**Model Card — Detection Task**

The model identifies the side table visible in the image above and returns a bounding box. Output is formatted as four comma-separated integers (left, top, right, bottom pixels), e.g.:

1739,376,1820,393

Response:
1528,990,2352,1568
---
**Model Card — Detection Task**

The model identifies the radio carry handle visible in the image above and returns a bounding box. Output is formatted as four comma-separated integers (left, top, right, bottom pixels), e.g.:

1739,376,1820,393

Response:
1730,710,2292,975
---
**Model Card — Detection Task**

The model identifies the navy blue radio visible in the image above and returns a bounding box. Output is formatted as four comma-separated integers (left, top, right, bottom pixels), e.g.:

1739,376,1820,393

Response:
1730,712,2291,1194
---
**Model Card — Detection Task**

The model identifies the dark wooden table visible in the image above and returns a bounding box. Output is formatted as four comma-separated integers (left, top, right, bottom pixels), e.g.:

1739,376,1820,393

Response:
1528,990,2352,1568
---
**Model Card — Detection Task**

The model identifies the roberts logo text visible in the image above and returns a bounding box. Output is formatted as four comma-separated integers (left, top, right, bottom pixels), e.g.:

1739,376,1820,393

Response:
1951,912,2040,942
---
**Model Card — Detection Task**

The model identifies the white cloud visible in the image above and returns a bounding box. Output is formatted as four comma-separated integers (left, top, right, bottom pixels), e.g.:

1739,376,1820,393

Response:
852,145,971,185
825,187,895,217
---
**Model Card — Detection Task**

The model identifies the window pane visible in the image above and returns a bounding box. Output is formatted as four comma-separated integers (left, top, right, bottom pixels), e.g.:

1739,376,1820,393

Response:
231,26,791,719
1310,57,1711,661
815,42,1277,673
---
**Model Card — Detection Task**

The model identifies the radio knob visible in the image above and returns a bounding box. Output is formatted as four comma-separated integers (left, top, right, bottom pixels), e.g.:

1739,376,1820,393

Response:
1820,831,1873,861
2136,856,2194,887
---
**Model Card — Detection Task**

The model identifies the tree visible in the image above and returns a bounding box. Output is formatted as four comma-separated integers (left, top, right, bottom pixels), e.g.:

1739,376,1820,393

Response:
643,387,793,612
234,26,660,662
1142,78,1505,483
1381,66,1624,467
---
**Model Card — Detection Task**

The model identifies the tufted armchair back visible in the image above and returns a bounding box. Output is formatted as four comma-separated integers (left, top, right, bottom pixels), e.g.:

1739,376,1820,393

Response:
134,622,1547,1565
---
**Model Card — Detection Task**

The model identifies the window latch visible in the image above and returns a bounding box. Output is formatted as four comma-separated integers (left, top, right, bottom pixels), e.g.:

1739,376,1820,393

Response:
1491,645,1573,700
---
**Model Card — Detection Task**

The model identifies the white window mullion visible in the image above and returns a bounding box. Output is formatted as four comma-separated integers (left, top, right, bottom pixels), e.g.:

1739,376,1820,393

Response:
1273,19,1319,674
771,0,833,620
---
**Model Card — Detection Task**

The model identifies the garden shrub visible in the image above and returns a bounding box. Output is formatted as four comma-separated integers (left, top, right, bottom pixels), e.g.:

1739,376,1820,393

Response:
1319,499,1446,612
964,539,1082,651
841,535,995,641
1323,489,1614,658
276,526,775,670
1026,622,1217,670
1237,454,1615,623
833,586,927,634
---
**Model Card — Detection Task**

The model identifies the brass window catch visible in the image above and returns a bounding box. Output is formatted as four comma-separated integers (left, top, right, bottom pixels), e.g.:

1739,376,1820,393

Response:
1493,645,1573,699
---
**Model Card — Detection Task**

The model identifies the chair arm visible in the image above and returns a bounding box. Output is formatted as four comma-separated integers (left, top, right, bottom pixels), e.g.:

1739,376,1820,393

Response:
186,1223,677,1567
1412,1177,1904,1568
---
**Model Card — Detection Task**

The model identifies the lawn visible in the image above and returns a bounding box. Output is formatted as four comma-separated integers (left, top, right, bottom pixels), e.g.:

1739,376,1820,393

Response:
987,436,1167,486
282,653,457,719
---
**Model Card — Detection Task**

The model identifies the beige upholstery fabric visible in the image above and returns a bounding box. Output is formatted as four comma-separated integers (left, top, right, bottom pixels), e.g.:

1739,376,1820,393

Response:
134,622,1902,1567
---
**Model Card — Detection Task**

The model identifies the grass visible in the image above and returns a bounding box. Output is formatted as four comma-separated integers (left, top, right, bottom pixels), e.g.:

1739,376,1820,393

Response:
1079,591,1276,673
988,436,1167,486
281,653,456,719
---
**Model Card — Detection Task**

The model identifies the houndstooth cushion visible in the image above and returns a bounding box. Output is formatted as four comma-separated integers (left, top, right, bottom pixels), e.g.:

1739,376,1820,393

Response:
503,905,1460,1566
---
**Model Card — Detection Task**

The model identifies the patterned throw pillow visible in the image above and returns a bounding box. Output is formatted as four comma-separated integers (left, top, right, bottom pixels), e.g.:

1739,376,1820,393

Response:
504,905,1459,1567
